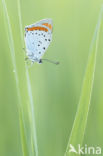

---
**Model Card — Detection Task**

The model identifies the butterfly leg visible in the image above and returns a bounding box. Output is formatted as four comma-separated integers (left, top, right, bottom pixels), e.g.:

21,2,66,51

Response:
25,57,30,65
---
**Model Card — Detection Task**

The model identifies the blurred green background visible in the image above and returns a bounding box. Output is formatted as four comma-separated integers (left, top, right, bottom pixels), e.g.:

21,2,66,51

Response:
0,0,103,156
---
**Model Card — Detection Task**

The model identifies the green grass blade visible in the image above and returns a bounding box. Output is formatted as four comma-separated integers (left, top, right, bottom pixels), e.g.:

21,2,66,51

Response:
19,112,29,156
64,6,103,156
26,69,38,156
1,0,28,156
17,0,38,155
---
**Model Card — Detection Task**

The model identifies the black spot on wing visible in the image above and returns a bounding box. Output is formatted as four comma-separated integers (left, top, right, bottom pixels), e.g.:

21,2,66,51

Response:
39,41,42,44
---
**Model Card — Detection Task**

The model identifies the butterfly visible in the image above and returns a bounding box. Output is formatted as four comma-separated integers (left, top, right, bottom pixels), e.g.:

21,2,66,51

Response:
24,19,59,64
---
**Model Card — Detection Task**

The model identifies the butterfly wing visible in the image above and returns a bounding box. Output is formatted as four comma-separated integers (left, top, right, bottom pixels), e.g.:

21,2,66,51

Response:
24,19,53,62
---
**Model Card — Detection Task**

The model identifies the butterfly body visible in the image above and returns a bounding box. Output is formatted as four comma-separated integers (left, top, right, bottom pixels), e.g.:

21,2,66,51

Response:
24,19,53,63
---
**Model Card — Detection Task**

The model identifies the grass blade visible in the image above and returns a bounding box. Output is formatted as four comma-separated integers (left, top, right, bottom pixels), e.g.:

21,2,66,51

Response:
64,6,103,156
1,0,29,155
17,0,38,155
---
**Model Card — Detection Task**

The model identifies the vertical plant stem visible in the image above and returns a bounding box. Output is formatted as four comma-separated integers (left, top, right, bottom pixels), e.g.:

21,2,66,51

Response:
26,69,38,156
17,0,38,155
64,5,103,156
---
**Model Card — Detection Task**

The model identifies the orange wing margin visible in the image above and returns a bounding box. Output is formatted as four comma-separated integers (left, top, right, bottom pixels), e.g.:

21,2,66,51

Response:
42,23,52,30
27,26,48,32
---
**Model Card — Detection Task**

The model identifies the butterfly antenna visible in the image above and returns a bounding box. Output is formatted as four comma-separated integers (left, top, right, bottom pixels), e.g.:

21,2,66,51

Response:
42,59,59,65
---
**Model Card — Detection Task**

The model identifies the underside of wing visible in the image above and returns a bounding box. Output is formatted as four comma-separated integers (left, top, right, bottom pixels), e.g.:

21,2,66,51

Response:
24,19,53,62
